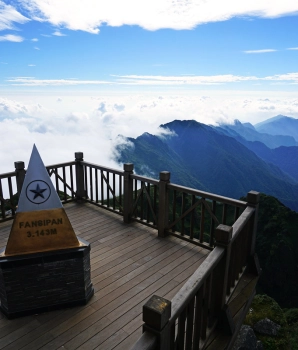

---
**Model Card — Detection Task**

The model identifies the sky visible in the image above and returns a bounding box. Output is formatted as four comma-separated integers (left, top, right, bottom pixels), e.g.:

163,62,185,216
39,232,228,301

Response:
1,0,298,173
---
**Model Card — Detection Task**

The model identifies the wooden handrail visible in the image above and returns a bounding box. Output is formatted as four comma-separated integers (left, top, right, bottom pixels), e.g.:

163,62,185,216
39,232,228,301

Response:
231,206,255,243
133,195,259,350
170,246,225,318
0,158,255,252
0,171,16,179
81,161,124,175
168,183,247,208
131,173,159,186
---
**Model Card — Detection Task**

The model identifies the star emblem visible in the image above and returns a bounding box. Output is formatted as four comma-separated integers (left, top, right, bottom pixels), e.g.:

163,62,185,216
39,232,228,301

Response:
30,183,47,199
26,180,51,204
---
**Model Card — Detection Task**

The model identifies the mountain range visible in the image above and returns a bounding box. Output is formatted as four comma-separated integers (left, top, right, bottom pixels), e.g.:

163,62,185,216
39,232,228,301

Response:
115,115,298,211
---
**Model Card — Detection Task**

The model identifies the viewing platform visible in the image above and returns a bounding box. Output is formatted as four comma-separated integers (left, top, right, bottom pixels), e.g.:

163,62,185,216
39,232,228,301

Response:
0,153,261,350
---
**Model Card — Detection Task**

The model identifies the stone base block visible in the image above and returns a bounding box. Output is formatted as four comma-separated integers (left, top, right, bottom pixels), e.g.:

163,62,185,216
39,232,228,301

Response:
0,239,93,319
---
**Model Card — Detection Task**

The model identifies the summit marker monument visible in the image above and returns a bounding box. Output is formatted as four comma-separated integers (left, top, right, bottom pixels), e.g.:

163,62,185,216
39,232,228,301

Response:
5,144,80,255
0,145,93,318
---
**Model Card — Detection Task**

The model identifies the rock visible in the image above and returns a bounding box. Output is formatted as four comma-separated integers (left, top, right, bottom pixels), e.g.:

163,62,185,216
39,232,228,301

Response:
232,325,258,350
256,340,264,350
253,318,281,336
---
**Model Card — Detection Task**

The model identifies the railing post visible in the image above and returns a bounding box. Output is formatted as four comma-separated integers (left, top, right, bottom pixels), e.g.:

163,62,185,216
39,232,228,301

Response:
75,152,86,200
158,171,170,238
246,191,261,275
142,295,171,350
214,224,235,335
123,163,134,223
14,161,26,197
246,191,260,256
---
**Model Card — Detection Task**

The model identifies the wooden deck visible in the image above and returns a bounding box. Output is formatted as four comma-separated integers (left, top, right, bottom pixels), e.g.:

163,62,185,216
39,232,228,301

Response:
0,202,210,350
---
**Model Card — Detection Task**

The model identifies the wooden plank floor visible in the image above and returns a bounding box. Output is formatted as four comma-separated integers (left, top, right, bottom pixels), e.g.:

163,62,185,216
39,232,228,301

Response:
0,202,210,350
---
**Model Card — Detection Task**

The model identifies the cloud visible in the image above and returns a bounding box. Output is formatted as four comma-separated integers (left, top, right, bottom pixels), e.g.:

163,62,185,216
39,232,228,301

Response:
5,73,298,87
112,73,298,85
7,77,111,86
98,102,107,114
52,30,66,36
28,64,36,66
34,46,40,50
10,0,298,33
0,1,29,31
114,103,125,112
31,38,38,41
263,72,298,83
1,92,298,180
287,47,298,50
243,49,277,54
0,34,24,42
113,74,259,85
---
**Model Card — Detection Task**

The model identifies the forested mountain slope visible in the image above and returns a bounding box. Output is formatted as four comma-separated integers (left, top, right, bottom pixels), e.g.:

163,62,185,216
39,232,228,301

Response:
116,119,298,211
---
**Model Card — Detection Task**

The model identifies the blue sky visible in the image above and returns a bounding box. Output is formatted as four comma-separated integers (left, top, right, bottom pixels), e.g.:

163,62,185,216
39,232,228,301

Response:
1,0,298,171
1,1,298,90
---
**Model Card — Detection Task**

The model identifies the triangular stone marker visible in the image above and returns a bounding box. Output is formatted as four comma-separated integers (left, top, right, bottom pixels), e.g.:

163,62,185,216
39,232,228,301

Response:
5,145,80,256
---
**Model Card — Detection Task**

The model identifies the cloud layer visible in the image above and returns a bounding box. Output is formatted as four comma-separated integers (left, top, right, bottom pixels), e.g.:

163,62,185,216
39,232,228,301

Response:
6,72,298,86
2,0,298,33
1,91,298,177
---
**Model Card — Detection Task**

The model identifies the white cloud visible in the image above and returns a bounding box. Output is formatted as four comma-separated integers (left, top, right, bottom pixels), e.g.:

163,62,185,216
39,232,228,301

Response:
7,77,111,86
6,73,298,87
97,102,107,114
11,0,298,33
0,1,29,31
263,72,298,83
1,92,298,177
28,64,36,66
34,46,40,50
287,47,298,50
114,73,298,85
52,30,66,36
113,74,259,85
31,38,38,41
114,103,125,112
243,49,277,54
0,34,24,42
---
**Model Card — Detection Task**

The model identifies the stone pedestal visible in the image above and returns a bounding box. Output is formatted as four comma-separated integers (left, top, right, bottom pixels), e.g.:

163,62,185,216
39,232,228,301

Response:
0,239,93,319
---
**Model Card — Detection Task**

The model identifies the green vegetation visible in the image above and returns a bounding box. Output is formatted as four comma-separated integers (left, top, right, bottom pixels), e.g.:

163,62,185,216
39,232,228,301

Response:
244,295,292,350
242,194,298,349
245,295,298,350
250,194,298,308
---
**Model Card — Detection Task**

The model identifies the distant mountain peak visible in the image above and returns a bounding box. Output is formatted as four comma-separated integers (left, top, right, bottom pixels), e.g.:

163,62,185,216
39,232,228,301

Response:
255,115,295,128
242,122,255,130
255,115,298,142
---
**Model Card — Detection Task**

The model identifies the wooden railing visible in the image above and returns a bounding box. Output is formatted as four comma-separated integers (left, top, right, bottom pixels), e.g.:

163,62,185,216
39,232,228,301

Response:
165,183,247,249
0,160,78,221
0,153,255,250
0,170,17,221
0,152,259,349
81,161,124,215
131,193,259,350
